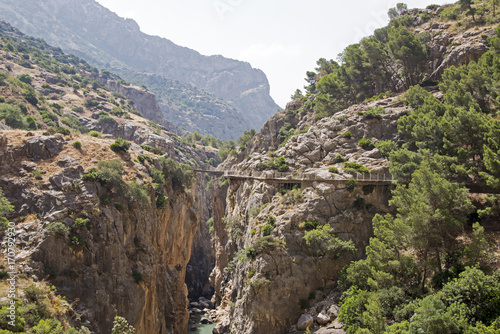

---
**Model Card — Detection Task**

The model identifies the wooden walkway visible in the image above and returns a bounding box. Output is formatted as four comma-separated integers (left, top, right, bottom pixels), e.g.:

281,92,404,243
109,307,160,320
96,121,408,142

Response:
194,168,393,185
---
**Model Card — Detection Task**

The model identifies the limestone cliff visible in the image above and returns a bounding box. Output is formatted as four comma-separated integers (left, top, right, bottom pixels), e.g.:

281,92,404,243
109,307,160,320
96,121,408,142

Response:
0,131,204,333
209,93,413,333
97,77,180,134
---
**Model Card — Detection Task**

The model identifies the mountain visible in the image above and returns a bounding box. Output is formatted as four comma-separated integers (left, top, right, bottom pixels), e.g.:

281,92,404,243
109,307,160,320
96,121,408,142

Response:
0,19,217,333
0,0,281,140
3,1,500,334
207,3,500,333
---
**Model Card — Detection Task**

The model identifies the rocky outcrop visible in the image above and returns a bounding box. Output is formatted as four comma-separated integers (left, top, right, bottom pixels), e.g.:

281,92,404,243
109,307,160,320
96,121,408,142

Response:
210,95,410,333
98,78,179,133
0,132,205,334
0,0,281,137
421,23,494,81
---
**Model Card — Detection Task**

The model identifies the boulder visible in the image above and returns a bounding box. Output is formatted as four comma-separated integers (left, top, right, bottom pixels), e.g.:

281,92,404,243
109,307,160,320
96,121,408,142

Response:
327,304,340,319
297,313,314,330
26,135,65,160
317,312,331,325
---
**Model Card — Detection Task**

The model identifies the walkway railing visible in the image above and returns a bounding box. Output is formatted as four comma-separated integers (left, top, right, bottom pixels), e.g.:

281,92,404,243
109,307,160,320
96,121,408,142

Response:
195,167,392,184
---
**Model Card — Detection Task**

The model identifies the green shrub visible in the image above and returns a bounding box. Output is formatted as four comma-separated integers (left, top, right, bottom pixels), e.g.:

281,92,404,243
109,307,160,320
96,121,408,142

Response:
88,130,99,137
347,179,357,192
334,153,344,163
140,144,163,155
376,140,398,158
206,217,214,235
149,166,165,186
70,235,85,246
362,185,375,195
283,186,303,204
73,217,89,229
32,170,45,179
158,157,194,189
358,138,375,150
301,220,320,231
278,164,290,172
363,107,385,119
439,6,460,20
71,106,84,113
329,167,339,173
17,73,32,85
353,197,366,208
72,141,82,149
22,88,38,105
262,224,274,236
266,216,276,226
39,108,59,127
248,206,261,217
247,268,256,279
342,131,352,139
96,160,126,192
97,114,117,127
0,269,8,279
137,155,153,165
0,302,25,332
26,115,37,130
344,162,370,174
126,181,150,204
110,138,130,152
303,224,355,256
52,127,71,136
84,98,99,108
245,236,284,259
0,103,26,129
46,222,70,237
111,316,136,334
61,115,89,133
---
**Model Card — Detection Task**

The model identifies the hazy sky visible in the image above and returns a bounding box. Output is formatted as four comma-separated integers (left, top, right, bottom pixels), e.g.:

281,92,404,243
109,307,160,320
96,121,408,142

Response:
95,0,451,107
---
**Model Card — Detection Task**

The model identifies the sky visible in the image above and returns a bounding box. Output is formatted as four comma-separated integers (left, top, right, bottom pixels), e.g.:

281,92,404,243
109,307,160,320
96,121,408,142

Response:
95,0,451,107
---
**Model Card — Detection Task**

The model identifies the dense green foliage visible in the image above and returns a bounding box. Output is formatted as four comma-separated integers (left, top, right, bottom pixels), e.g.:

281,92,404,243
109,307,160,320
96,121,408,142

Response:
0,187,13,228
295,0,500,121
303,224,356,258
158,157,194,190
337,19,500,334
110,138,130,152
0,284,91,333
303,20,428,119
81,160,150,205
110,316,136,334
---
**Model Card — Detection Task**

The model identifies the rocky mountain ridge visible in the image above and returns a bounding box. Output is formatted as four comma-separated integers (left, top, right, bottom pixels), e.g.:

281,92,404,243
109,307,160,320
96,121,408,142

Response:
210,94,403,333
0,0,281,139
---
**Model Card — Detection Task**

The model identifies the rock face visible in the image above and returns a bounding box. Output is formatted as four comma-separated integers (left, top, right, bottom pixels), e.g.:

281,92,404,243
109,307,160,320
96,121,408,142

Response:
423,23,493,81
0,133,206,334
209,95,410,333
0,0,281,138
185,173,215,300
98,78,179,133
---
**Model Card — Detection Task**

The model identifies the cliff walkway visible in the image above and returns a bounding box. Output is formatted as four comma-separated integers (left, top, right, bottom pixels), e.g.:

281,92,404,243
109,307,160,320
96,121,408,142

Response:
194,168,393,186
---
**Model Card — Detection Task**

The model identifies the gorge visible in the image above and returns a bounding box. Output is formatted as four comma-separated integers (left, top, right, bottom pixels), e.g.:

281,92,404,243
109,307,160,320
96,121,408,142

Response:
1,1,500,334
